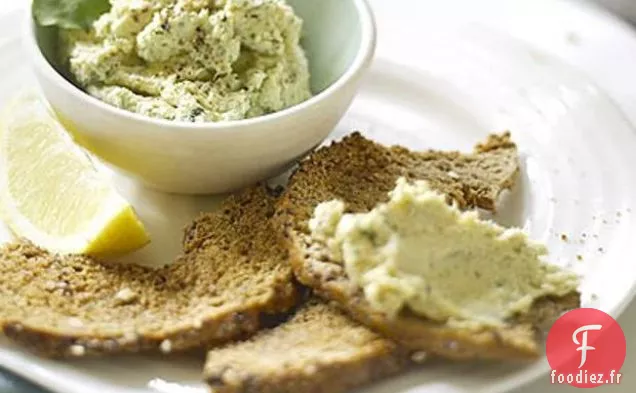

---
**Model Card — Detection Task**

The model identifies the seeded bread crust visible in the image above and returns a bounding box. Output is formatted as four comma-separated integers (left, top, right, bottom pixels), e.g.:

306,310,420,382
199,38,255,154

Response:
0,186,298,358
277,132,580,361
204,300,411,393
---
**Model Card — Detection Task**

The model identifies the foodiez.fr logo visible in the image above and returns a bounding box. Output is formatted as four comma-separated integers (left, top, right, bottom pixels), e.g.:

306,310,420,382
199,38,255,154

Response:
546,308,626,388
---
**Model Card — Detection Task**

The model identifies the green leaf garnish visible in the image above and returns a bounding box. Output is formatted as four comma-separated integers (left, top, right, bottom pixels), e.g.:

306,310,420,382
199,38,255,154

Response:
33,0,111,30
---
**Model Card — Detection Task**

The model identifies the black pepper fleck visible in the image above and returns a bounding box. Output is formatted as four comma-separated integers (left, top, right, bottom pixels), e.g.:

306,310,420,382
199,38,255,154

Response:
560,234,568,242
188,107,205,122
576,255,583,261
160,21,170,31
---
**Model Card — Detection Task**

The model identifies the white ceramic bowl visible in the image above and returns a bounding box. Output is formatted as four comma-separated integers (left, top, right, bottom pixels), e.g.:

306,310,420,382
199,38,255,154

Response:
25,0,376,194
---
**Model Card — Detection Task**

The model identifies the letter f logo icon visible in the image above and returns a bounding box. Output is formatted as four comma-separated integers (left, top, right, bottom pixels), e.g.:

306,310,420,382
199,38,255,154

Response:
573,324,602,368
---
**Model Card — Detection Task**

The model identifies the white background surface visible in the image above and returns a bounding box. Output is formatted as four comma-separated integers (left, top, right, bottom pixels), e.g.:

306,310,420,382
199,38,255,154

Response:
2,0,636,392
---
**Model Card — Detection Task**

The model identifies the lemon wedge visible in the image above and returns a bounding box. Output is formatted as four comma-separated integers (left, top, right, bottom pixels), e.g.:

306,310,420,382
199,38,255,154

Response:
0,93,150,257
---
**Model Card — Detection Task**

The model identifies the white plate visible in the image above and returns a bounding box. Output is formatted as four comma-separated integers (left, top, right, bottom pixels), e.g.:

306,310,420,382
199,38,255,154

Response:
2,0,636,393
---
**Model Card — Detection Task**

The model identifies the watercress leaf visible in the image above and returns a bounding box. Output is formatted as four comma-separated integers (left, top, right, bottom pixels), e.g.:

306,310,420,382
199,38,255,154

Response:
33,0,111,30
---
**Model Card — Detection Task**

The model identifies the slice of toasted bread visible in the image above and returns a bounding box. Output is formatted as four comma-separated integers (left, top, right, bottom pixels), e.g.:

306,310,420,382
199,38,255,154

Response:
277,132,580,361
276,131,519,233
0,186,298,358
204,299,411,393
